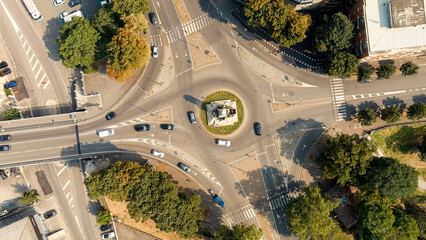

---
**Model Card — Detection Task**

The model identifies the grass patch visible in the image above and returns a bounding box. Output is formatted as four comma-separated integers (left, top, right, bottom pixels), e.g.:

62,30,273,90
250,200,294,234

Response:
200,91,244,135
372,124,426,178
4,88,12,96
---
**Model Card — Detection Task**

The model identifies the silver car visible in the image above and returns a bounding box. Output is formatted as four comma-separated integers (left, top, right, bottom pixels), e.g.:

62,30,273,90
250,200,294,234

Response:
152,46,158,58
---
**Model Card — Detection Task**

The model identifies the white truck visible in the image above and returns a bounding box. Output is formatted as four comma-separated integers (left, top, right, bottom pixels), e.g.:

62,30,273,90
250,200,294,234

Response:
63,10,83,23
22,0,43,21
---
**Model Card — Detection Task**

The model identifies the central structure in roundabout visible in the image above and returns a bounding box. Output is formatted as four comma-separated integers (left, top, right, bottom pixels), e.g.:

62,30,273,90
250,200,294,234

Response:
206,100,238,127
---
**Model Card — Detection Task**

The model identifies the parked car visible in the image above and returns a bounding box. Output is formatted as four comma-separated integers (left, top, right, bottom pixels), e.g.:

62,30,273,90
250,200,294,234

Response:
149,12,157,24
0,135,12,142
100,0,111,6
253,122,262,136
208,189,225,207
215,139,230,147
133,124,150,131
53,0,65,6
0,61,8,69
160,124,175,130
105,111,116,120
43,210,57,219
97,129,114,137
101,231,115,239
0,145,11,151
69,0,82,7
100,223,112,232
0,170,7,180
177,162,191,173
151,149,164,158
152,46,158,58
0,68,11,77
187,111,196,124
3,80,17,89
59,11,69,19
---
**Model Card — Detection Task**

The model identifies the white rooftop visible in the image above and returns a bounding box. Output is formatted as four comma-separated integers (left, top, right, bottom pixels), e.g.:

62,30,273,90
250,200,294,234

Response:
365,0,426,53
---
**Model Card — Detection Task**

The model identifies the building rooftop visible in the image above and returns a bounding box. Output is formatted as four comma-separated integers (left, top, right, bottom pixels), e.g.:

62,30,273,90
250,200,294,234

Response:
390,0,425,28
365,0,426,53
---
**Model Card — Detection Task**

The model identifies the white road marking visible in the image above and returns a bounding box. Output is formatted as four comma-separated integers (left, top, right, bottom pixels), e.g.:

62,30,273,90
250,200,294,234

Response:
62,179,70,190
57,165,67,176
43,80,50,89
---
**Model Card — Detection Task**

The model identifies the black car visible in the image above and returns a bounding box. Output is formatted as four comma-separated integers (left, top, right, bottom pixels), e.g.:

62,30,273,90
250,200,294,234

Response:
0,61,8,69
254,122,262,136
43,210,57,219
0,170,7,180
134,124,150,131
149,12,157,24
69,0,82,7
0,145,11,151
0,135,12,142
0,68,11,77
160,124,175,130
100,223,112,232
105,111,116,120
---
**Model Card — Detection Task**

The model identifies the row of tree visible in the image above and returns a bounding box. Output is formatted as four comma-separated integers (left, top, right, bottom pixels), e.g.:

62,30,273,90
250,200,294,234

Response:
243,0,311,47
358,62,420,82
357,102,426,126
287,133,421,239
57,0,151,80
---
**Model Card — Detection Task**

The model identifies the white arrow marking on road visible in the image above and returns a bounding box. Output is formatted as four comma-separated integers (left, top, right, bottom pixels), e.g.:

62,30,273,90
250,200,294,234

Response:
157,2,160,8
175,52,178,58
185,50,188,57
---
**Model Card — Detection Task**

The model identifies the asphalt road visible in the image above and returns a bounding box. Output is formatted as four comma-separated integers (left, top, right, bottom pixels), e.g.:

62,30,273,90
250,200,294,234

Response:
0,0,425,239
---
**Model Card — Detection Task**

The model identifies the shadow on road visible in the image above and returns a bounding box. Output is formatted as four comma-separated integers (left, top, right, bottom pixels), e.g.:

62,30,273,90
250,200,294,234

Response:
42,18,62,62
382,96,406,109
357,100,379,111
183,94,201,106
413,94,426,104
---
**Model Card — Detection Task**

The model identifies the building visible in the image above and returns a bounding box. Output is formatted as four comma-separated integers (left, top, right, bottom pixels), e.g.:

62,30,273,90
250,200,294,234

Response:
348,0,426,62
293,0,342,11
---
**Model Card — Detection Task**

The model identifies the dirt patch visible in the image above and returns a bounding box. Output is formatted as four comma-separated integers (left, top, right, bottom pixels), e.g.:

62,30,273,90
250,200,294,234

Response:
114,221,160,240
256,213,278,240
172,0,191,23
300,135,327,187
35,171,52,196
187,32,220,70
140,107,172,123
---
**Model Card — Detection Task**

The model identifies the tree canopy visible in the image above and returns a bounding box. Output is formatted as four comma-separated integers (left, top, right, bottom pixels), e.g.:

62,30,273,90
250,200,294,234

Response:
213,224,264,240
357,65,374,82
18,189,39,205
2,108,21,120
357,108,378,126
326,51,359,77
57,17,100,68
358,201,395,240
420,135,426,162
313,13,354,53
376,64,396,79
92,4,121,60
84,161,203,238
407,102,426,120
244,0,311,47
318,134,376,185
106,16,150,81
359,157,418,201
96,209,112,225
286,186,347,240
391,209,420,240
400,61,419,76
112,0,150,16
380,106,401,123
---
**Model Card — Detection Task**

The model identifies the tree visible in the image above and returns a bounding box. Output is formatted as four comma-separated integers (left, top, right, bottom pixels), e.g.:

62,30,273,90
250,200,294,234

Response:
420,135,426,162
327,51,359,77
244,0,311,47
380,106,401,123
400,61,419,76
122,14,148,34
286,186,347,240
96,209,112,225
357,65,374,82
313,13,354,53
2,108,21,120
112,0,150,16
358,201,395,240
213,224,263,240
18,189,40,205
106,19,151,81
357,108,378,126
404,200,426,239
376,64,396,79
391,209,419,240
92,4,120,60
318,134,376,185
57,17,100,68
359,157,418,201
407,103,426,120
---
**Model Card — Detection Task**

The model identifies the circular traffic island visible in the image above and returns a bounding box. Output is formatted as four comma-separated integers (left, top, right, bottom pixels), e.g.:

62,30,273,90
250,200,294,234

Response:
200,91,244,135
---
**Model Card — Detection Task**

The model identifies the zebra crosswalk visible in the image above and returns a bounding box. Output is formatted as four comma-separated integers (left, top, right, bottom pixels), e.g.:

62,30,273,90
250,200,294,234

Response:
269,190,300,211
330,79,347,121
224,204,257,226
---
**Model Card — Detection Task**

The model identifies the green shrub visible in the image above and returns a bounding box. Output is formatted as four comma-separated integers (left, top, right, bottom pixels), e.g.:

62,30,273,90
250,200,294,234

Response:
2,108,21,121
96,209,111,225
4,88,12,96
83,66,98,74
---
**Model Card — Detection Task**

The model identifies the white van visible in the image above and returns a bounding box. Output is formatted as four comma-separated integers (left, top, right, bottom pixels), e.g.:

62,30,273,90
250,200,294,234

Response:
215,139,230,147
97,129,114,137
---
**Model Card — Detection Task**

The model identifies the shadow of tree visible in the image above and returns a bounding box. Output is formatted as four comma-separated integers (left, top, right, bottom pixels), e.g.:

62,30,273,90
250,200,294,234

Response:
345,104,357,120
413,94,426,104
196,0,228,23
382,96,406,109
11,183,28,194
357,100,379,111
42,18,62,62
384,125,425,154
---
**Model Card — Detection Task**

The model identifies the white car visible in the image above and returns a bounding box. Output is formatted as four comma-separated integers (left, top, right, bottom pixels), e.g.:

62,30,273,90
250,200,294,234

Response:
101,231,115,239
59,11,69,19
151,149,164,158
215,139,231,147
97,129,114,138
100,0,112,6
152,46,158,58
53,0,65,6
